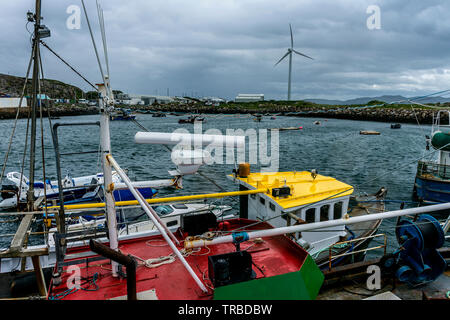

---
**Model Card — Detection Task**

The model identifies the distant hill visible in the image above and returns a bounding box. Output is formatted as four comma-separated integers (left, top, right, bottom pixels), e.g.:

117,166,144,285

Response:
305,95,450,105
0,73,84,99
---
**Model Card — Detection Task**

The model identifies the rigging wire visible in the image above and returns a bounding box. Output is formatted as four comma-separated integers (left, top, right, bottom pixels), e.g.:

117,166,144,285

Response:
80,0,111,98
0,50,34,184
40,40,98,92
38,47,50,221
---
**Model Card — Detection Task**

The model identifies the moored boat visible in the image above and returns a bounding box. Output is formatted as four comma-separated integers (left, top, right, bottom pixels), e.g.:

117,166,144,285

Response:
413,110,450,203
229,168,386,270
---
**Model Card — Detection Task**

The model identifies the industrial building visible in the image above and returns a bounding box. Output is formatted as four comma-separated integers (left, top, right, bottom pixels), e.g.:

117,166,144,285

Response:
0,97,28,108
235,94,264,103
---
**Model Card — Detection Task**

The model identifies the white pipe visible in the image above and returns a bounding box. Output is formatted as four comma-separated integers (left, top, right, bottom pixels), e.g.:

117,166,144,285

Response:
99,102,119,277
185,202,450,249
114,179,175,189
134,131,245,148
107,155,179,245
106,155,208,293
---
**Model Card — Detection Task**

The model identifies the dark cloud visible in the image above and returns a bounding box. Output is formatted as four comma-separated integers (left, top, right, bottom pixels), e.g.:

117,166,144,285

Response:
2,0,450,100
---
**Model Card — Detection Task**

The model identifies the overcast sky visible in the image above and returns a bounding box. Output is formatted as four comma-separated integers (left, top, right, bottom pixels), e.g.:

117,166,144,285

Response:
2,0,450,100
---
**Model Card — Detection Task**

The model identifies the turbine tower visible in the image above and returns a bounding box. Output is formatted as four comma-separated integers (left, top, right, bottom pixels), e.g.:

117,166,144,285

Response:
275,24,313,101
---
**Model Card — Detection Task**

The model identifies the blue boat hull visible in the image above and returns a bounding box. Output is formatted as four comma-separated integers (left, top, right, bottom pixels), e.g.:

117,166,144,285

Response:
413,175,450,203
49,186,157,206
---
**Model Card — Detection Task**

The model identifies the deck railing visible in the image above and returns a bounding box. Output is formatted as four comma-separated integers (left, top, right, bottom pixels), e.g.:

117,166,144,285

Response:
417,160,450,180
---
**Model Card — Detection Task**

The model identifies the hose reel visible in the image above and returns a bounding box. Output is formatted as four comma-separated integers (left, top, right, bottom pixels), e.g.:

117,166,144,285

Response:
385,214,447,285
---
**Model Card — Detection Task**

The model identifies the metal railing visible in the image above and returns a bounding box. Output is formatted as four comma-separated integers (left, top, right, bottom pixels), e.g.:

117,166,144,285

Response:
417,160,450,180
328,233,387,271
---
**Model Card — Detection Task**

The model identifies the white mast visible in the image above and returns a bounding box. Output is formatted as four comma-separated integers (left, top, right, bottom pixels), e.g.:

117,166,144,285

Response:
81,0,119,276
98,82,119,276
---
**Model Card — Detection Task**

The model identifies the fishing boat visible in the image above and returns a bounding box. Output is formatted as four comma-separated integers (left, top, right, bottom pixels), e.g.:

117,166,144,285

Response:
152,112,166,118
229,168,386,269
391,123,401,129
253,114,262,122
178,115,205,124
47,203,233,244
360,130,380,135
413,110,450,203
110,109,136,121
276,127,303,131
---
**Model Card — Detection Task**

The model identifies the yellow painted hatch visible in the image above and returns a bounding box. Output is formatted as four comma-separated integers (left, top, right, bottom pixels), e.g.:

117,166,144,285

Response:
229,171,354,210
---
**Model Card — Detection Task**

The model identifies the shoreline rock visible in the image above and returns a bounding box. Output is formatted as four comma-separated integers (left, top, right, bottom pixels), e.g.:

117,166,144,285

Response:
0,104,99,120
1,103,443,125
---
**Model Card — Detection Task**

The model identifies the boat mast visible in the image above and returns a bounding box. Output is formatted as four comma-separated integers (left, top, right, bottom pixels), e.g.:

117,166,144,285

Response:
27,0,42,211
98,82,119,277
80,0,119,276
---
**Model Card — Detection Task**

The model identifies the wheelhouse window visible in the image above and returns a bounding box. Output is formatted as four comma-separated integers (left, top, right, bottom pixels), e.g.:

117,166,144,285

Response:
269,202,276,211
151,205,174,216
320,205,330,222
305,208,315,223
172,204,188,210
259,196,265,205
333,202,343,219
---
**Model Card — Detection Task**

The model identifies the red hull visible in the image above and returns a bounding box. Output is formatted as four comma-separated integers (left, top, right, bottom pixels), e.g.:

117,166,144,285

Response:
48,219,311,300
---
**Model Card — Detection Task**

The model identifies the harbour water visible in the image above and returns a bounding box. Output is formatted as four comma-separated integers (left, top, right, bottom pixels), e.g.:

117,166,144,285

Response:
0,113,442,255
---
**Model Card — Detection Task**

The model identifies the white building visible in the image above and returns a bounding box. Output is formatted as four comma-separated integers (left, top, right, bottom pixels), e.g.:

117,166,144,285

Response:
235,94,264,103
0,97,28,108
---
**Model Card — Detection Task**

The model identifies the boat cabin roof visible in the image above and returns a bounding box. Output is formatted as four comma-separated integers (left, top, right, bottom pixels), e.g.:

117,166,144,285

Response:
229,171,354,210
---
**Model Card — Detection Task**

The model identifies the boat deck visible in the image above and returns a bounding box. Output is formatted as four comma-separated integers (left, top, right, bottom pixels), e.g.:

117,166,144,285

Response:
48,219,310,300
314,194,384,268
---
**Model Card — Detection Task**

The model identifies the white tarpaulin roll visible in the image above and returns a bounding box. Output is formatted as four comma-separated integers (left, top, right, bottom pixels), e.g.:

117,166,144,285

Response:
134,131,245,148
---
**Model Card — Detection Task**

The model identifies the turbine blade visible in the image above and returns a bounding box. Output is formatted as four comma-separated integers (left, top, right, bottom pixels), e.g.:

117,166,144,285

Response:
274,51,291,66
292,49,314,60
289,23,293,48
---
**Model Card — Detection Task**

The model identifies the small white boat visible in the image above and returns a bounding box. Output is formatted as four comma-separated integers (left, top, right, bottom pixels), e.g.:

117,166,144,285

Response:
0,171,158,210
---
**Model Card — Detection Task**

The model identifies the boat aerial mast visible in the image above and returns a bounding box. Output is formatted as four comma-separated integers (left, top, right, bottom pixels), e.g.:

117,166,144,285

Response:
27,0,42,211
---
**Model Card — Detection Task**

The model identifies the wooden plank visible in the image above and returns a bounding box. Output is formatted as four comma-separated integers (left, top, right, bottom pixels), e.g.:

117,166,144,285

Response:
31,256,47,297
9,215,34,253
0,247,48,258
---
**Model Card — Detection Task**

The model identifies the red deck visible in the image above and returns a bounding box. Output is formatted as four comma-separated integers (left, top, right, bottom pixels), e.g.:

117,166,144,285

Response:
48,219,309,300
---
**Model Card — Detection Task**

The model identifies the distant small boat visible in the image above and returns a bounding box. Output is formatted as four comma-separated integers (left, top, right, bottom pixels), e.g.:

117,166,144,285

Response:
360,130,380,135
110,110,136,121
391,123,401,129
178,115,205,124
270,116,276,120
253,115,262,122
314,121,321,125
152,112,166,117
277,127,303,131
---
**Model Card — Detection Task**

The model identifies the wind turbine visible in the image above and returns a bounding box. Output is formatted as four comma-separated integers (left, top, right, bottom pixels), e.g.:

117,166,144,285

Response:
275,24,313,101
